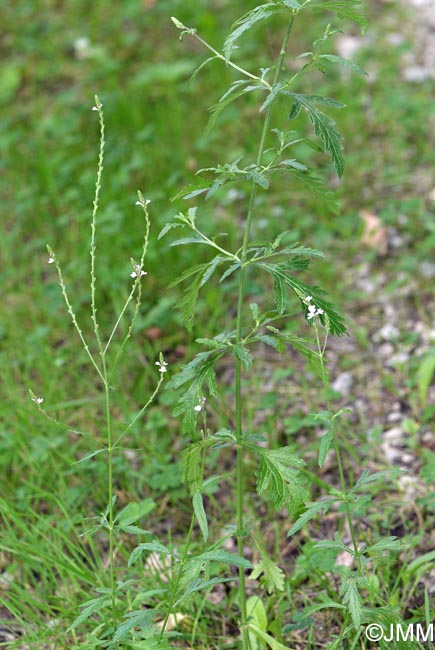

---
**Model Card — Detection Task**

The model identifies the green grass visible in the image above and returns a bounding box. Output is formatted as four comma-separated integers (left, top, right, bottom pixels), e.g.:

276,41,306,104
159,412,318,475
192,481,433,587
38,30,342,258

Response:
2,0,435,647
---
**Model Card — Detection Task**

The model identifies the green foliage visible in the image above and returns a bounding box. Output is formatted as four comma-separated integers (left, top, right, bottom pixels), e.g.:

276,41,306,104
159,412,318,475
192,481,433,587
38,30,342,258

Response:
339,575,364,628
305,0,368,33
9,1,425,648
416,348,435,407
249,445,308,513
192,492,209,542
286,93,345,176
250,550,286,594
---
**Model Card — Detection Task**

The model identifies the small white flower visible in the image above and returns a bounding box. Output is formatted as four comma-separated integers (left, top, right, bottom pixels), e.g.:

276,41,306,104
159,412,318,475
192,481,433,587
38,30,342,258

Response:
32,396,44,405
130,264,147,279
307,304,317,319
156,360,168,374
307,303,324,320
194,397,206,412
135,198,151,207
303,295,313,304
48,256,55,264
92,106,98,111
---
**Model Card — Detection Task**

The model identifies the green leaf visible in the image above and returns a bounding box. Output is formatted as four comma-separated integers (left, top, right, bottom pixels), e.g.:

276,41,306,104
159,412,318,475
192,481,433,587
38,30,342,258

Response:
340,576,363,628
279,168,338,212
279,158,308,171
170,236,204,246
207,80,264,134
224,5,281,60
261,265,347,336
174,577,232,607
220,260,242,282
280,0,301,8
247,596,268,631
128,541,175,567
367,537,402,554
288,499,334,535
248,626,289,650
179,273,202,330
319,54,368,76
112,610,155,643
272,273,287,314
195,549,252,568
250,554,285,593
158,221,184,240
251,446,308,513
246,168,269,189
266,328,322,371
116,499,156,526
353,469,396,491
318,428,333,467
67,596,110,631
247,596,268,650
416,349,435,407
168,348,226,435
405,550,435,578
73,448,107,465
233,343,253,370
117,524,150,536
305,0,368,34
182,441,205,492
260,81,286,113
193,492,209,542
286,93,345,176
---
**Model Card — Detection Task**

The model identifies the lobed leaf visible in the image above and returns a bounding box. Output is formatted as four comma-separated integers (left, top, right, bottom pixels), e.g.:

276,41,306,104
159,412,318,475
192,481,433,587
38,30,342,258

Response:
112,610,155,643
67,596,110,631
224,4,282,60
340,576,363,628
250,554,285,593
251,445,308,514
319,54,368,76
286,93,345,176
288,499,334,535
304,0,368,34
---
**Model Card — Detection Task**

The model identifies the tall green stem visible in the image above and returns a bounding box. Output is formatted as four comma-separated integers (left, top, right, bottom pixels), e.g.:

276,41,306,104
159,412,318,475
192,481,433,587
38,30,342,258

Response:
102,359,117,622
234,17,294,649
315,326,361,572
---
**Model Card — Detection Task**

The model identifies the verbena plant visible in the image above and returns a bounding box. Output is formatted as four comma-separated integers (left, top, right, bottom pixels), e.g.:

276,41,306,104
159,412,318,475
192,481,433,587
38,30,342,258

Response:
31,2,407,648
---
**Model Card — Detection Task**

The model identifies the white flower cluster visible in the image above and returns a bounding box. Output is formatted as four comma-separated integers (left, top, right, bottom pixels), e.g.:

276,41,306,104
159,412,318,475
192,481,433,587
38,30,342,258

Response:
155,360,168,374
303,295,324,320
31,395,44,405
135,198,151,207
130,264,147,279
194,397,206,412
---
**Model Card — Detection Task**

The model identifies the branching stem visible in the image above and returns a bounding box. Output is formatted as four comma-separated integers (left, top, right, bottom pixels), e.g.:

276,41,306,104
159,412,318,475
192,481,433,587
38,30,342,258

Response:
234,17,295,650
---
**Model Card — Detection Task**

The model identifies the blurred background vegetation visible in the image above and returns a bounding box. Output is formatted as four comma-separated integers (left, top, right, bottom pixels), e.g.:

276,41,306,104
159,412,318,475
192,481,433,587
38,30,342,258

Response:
2,0,435,645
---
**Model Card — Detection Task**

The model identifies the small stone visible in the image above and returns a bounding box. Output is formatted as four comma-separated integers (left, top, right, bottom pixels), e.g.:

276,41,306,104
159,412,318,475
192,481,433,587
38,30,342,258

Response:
378,342,395,358
387,352,410,366
420,261,435,278
331,372,353,395
375,324,400,342
403,65,430,83
386,33,405,46
383,426,404,442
